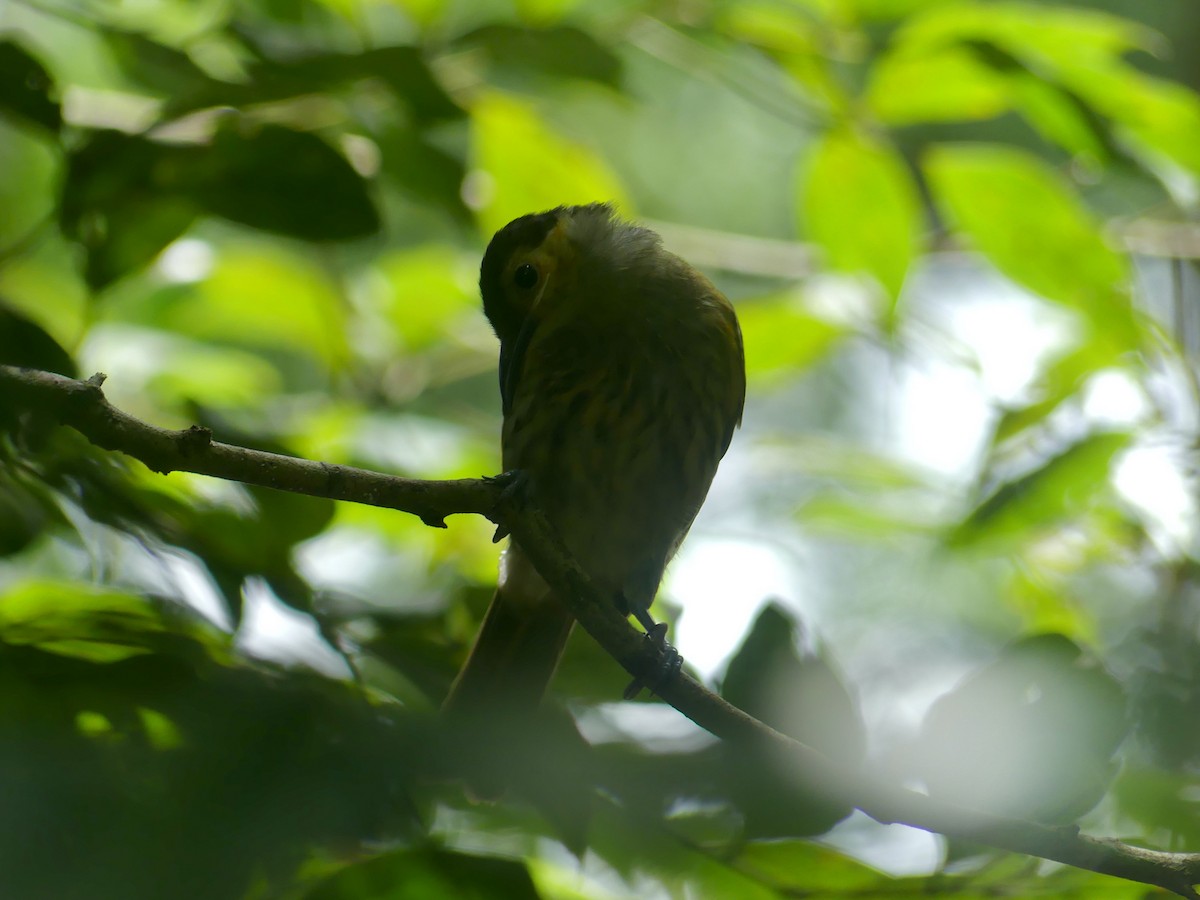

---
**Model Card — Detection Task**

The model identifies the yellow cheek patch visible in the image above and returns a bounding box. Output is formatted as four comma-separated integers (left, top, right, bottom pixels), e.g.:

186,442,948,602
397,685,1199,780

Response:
524,220,576,312
539,219,572,262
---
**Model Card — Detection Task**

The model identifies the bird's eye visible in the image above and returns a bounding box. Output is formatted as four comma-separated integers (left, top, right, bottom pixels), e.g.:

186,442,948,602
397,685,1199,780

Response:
513,264,539,290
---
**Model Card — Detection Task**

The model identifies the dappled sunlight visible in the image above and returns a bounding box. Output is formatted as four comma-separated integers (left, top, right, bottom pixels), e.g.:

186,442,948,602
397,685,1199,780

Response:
236,579,352,678
820,813,942,879
1114,445,1198,554
668,538,798,681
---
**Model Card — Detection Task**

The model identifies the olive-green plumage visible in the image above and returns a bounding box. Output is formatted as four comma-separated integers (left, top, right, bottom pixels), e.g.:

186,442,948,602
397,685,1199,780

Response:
444,204,745,729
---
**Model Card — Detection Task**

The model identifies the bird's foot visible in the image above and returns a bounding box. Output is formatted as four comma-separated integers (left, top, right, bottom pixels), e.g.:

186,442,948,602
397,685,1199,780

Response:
485,469,528,542
623,617,684,700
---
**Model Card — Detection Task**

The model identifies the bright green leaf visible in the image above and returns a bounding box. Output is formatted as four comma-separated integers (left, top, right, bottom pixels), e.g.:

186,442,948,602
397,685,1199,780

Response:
1007,76,1113,161
378,245,478,349
1059,65,1200,177
0,580,164,661
799,492,939,537
853,0,962,20
1003,567,1097,642
75,710,117,737
137,707,185,750
516,0,580,25
146,339,285,408
177,246,349,368
302,847,540,900
895,2,1159,66
0,252,89,351
924,144,1132,332
801,129,922,305
891,3,1200,177
867,47,1012,124
0,581,158,629
717,4,822,55
738,295,843,384
734,840,887,893
470,91,631,236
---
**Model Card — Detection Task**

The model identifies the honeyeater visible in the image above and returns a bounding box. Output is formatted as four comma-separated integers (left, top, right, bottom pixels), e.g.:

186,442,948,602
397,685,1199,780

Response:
443,203,745,725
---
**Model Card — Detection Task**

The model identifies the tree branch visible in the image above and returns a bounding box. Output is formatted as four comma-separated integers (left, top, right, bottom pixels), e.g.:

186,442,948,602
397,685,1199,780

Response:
0,366,499,528
4,363,1199,898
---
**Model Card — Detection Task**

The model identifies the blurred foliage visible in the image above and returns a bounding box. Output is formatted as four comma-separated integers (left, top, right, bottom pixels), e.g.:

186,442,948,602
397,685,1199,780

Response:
2,0,1200,896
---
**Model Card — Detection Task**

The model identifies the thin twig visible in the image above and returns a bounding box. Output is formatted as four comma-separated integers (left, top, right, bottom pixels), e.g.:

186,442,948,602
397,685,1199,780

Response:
0,366,498,528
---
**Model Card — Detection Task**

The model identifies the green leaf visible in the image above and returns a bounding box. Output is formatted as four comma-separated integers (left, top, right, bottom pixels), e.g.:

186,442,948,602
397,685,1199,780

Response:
184,123,380,241
737,295,843,384
470,91,631,236
62,124,379,288
798,492,938,538
758,434,929,489
143,338,286,409
302,847,541,900
0,300,75,376
853,0,962,19
180,245,350,367
376,125,469,222
950,431,1132,549
720,603,862,838
454,25,622,88
1113,767,1200,847
165,46,464,126
0,40,61,132
102,29,227,102
1006,75,1117,162
1061,65,1200,177
916,634,1127,823
722,603,864,764
991,344,1126,445
894,2,1159,65
251,487,337,557
0,472,57,557
867,46,1012,125
378,245,477,349
0,581,167,662
801,129,921,305
716,4,821,56
61,131,199,289
924,144,1132,331
734,840,886,894
1003,566,1097,641
891,3,1200,177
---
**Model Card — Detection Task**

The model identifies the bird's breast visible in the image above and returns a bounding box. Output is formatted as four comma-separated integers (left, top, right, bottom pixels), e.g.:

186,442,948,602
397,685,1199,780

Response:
500,316,729,606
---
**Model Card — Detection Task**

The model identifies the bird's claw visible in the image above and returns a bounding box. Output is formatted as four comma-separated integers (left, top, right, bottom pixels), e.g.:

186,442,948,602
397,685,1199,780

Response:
483,469,524,489
623,622,683,700
486,470,529,541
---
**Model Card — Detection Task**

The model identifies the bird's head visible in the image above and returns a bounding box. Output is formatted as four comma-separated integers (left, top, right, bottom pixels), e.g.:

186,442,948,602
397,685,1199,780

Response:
479,203,659,346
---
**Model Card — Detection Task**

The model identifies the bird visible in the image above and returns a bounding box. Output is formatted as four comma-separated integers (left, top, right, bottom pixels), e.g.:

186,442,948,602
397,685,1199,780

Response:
443,203,745,734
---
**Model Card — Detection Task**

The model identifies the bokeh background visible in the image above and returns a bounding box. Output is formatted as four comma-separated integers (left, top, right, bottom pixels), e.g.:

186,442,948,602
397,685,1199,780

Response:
3,0,1200,897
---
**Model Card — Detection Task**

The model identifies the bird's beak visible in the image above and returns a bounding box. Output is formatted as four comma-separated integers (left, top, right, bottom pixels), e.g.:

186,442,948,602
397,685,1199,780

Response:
502,310,540,408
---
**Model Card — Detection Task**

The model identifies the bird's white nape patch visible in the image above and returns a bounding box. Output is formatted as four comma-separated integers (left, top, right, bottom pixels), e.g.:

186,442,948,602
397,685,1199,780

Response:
563,205,661,274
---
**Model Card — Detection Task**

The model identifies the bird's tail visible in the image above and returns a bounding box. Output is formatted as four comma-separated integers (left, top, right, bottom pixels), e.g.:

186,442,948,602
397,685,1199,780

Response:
442,562,575,797
442,580,575,720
